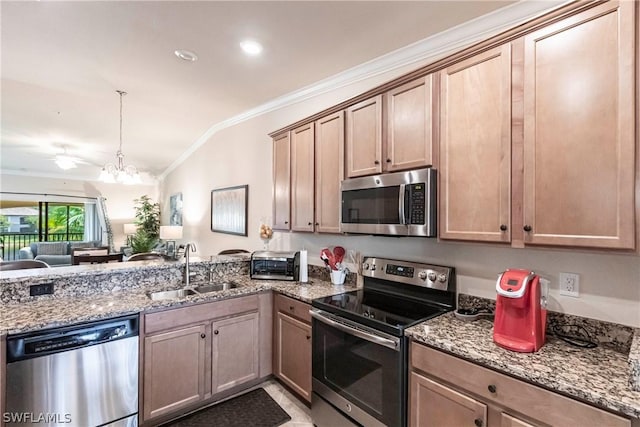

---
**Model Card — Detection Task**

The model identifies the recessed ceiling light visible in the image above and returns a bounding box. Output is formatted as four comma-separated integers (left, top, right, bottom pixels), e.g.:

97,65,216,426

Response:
174,49,198,62
240,40,263,56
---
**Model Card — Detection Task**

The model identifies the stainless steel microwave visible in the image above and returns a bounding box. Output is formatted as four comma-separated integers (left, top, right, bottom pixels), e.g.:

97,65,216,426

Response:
340,167,436,237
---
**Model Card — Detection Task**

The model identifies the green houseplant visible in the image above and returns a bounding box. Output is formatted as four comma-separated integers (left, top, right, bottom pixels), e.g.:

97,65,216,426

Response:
131,195,160,253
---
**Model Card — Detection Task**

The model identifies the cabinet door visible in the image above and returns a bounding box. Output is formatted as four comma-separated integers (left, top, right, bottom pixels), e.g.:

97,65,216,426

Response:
345,95,383,177
274,311,312,402
501,413,537,427
522,0,635,249
143,324,207,421
291,123,315,232
385,75,434,172
273,132,291,231
211,311,260,394
410,371,487,427
439,44,512,242
315,111,344,233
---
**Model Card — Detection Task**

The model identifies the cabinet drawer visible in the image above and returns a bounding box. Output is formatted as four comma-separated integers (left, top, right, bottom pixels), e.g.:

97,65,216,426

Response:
274,293,311,324
410,343,630,427
145,294,259,334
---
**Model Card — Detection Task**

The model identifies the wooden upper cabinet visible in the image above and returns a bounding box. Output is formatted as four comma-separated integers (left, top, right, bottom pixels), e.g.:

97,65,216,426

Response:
315,111,344,233
345,95,383,177
385,75,434,172
439,44,512,243
272,132,290,231
522,0,635,249
291,123,315,232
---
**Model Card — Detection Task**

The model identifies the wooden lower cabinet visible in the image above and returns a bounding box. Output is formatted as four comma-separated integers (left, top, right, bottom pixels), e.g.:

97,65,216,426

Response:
273,294,312,403
211,311,260,394
142,295,262,424
410,342,632,427
143,324,207,420
410,371,487,427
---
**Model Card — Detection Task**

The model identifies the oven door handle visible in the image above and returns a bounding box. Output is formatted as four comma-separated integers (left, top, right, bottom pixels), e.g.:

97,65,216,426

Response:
309,309,400,351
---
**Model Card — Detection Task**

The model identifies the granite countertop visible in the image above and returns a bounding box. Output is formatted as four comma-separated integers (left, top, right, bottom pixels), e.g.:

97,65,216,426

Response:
0,274,351,335
0,254,352,334
406,312,640,419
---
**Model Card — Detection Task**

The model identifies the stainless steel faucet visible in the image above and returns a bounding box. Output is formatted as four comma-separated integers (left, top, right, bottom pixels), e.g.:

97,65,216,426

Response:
183,242,197,287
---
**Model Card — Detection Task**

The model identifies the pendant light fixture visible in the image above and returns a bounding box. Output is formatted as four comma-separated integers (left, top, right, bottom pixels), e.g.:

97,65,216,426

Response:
99,90,141,184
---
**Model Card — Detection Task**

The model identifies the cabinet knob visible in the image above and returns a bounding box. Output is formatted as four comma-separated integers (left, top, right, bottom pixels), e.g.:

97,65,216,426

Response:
386,158,391,163
315,222,319,226
289,306,294,311
487,384,497,393
499,224,507,231
284,221,289,224
200,333,206,339
523,225,532,232
308,222,312,226
374,160,380,165
474,419,483,427
306,335,311,340
214,330,219,335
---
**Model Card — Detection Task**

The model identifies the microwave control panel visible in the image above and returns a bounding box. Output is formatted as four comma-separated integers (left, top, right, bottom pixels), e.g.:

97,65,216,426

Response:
408,184,425,225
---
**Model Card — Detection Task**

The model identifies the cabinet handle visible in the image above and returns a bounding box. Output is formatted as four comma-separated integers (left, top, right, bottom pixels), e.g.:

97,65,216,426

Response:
214,330,219,335
374,160,380,165
523,225,532,232
306,335,311,340
289,306,294,311
487,384,497,393
200,333,206,339
474,419,483,427
499,224,507,231
386,158,391,163
284,221,289,224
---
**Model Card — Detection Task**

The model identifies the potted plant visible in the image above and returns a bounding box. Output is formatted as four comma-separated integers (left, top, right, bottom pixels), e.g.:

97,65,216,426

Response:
131,195,160,254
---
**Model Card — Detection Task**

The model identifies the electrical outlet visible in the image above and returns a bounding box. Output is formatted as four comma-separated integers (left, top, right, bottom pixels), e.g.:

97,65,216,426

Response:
559,272,579,297
30,282,54,296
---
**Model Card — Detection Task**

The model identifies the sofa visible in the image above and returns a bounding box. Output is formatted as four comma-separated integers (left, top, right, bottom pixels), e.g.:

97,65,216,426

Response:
19,241,102,267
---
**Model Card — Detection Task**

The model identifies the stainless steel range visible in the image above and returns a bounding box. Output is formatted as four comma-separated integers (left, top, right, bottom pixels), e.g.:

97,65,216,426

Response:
310,257,455,427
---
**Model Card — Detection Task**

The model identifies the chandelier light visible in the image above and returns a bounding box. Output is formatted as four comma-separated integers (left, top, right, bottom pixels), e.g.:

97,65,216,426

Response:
99,90,141,184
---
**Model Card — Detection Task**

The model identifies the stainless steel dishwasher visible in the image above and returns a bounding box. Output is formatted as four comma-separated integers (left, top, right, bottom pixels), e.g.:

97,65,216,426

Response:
5,314,139,427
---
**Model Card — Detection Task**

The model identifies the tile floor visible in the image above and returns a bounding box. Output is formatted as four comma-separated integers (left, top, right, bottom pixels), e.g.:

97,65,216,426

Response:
261,379,314,427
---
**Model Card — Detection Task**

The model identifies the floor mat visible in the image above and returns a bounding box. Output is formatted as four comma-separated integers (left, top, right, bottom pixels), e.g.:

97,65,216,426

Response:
163,388,292,427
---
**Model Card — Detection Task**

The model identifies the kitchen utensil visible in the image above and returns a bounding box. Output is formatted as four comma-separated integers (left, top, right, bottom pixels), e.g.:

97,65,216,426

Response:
321,248,336,270
333,246,345,264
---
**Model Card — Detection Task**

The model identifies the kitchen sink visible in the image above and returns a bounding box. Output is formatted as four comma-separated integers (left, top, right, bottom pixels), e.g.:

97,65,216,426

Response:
193,282,238,293
146,289,198,300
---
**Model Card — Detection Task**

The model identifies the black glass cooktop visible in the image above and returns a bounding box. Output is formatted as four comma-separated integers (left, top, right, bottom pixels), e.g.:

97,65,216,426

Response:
311,288,449,336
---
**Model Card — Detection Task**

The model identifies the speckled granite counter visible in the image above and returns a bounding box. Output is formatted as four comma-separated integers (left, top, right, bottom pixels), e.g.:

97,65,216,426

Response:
0,256,354,335
406,313,640,419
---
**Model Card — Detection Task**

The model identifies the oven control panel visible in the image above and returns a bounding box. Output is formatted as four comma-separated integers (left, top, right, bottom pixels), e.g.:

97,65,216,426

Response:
362,257,454,291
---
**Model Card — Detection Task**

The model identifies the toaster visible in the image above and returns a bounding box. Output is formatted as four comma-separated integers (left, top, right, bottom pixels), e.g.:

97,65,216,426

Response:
250,251,300,281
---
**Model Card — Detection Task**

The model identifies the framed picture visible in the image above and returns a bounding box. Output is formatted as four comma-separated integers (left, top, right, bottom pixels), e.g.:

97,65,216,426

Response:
211,185,248,236
169,193,183,226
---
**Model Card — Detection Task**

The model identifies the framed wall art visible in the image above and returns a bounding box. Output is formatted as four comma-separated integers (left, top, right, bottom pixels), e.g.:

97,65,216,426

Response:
210,185,248,236
169,192,183,226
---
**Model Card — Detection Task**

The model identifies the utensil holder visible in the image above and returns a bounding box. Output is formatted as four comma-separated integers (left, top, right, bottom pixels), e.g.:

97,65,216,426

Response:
330,269,346,285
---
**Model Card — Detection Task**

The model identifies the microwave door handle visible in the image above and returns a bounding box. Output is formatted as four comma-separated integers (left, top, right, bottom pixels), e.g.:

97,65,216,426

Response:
309,309,399,351
399,184,406,225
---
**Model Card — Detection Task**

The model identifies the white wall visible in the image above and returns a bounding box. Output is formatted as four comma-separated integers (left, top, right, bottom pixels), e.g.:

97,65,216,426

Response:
0,173,159,248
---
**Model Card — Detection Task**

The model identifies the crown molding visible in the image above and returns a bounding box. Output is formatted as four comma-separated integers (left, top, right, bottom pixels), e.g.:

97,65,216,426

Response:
159,0,569,180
